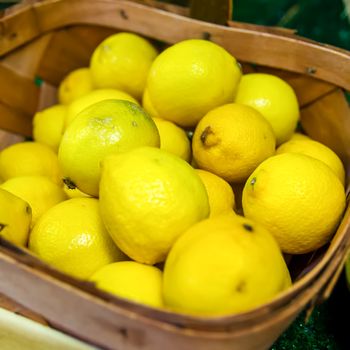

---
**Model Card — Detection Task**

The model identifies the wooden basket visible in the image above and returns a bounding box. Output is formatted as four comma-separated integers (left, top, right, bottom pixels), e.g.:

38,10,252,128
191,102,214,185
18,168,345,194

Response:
0,1,350,349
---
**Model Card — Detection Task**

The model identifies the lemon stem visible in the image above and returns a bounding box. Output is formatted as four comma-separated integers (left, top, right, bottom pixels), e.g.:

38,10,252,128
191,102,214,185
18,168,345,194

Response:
250,177,257,186
243,223,254,232
63,177,77,190
200,126,220,147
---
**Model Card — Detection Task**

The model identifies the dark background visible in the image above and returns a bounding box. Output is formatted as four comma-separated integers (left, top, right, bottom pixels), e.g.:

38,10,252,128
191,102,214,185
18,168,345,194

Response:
161,0,350,50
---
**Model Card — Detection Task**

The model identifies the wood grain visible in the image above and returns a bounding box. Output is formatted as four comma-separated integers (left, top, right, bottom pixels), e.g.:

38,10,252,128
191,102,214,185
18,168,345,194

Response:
0,222,347,350
37,25,115,85
254,66,337,107
0,293,48,326
1,34,52,79
0,250,324,350
0,129,25,151
300,89,350,167
0,63,39,116
0,103,32,137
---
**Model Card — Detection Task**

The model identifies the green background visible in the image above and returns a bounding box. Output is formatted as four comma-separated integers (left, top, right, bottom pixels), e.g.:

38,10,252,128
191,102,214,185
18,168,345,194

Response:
160,0,350,50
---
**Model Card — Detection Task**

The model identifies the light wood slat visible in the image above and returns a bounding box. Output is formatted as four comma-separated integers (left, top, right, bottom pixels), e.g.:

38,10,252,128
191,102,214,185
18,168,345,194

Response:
254,66,337,107
0,103,32,137
0,63,39,116
0,129,25,151
0,293,48,326
129,0,189,16
37,25,115,85
0,249,323,350
1,33,52,79
0,222,347,350
37,82,58,110
228,21,297,35
300,89,350,167
0,0,349,91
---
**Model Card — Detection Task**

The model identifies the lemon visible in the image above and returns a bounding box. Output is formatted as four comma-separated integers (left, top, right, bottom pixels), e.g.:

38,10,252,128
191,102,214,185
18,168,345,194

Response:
195,169,235,217
63,183,91,199
1,176,67,227
290,132,311,141
65,88,139,128
58,67,94,105
192,103,276,183
0,188,31,246
146,39,242,127
33,104,67,152
90,261,163,308
142,88,159,118
242,153,346,254
235,73,299,145
29,198,125,279
59,99,160,197
0,142,62,184
99,147,209,265
90,32,158,99
152,117,191,162
276,139,345,185
163,214,291,316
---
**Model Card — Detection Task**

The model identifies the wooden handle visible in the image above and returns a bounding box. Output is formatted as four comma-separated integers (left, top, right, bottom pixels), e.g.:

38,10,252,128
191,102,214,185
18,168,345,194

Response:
190,0,232,25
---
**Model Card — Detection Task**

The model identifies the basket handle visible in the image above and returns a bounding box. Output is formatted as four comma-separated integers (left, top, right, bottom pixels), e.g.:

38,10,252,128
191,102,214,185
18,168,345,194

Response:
189,0,232,25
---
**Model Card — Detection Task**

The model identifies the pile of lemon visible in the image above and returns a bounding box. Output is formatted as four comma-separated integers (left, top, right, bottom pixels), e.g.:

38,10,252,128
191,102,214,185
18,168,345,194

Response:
0,33,346,316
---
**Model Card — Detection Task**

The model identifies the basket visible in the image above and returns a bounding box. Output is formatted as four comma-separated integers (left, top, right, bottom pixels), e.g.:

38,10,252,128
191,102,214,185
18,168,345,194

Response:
0,1,350,349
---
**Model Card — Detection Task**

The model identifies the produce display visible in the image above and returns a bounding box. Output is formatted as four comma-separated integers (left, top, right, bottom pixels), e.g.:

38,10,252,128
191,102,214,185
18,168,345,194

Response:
0,31,346,318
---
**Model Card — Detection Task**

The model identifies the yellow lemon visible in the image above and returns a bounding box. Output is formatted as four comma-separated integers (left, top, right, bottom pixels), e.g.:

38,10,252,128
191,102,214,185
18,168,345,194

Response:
90,261,163,308
163,214,291,316
90,32,158,99
33,104,67,152
195,169,235,217
234,73,299,145
242,153,346,254
99,147,209,265
63,183,91,199
146,39,242,127
0,142,62,184
142,88,159,118
1,176,67,227
276,139,345,185
59,100,160,197
58,67,94,105
65,88,138,127
290,132,311,141
192,103,276,183
29,198,125,279
0,188,31,246
152,117,191,162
